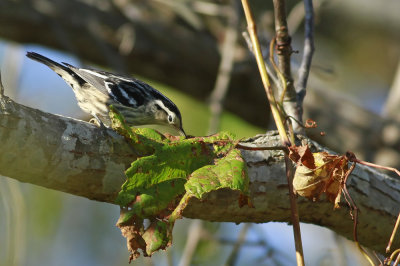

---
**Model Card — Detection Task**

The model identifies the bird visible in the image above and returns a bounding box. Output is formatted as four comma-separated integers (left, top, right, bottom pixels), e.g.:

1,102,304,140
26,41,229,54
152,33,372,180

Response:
26,52,186,137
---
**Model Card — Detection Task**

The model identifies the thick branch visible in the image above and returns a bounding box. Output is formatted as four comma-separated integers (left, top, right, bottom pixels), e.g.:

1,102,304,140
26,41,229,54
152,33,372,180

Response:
1,0,400,169
0,95,136,202
1,96,399,253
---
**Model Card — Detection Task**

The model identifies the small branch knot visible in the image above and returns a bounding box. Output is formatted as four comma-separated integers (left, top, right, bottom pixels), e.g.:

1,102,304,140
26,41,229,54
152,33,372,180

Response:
275,35,292,56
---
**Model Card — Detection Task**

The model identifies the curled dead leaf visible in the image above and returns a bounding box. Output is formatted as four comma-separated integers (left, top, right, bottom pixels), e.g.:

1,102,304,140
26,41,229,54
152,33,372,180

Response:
290,145,348,205
292,164,326,199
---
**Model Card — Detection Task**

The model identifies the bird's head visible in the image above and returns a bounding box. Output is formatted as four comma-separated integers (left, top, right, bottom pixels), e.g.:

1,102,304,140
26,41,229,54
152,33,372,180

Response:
151,100,186,137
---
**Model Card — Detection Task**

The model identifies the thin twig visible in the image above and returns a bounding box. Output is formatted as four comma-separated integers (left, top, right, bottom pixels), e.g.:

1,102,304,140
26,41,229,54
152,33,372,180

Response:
284,155,304,266
342,162,357,224
355,159,400,177
342,161,375,266
344,152,400,264
208,0,240,135
395,252,400,266
387,249,400,265
296,0,315,118
387,212,400,253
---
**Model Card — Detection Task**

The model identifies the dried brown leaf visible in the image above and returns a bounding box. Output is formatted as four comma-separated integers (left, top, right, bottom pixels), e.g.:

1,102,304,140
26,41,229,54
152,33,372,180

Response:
288,145,315,169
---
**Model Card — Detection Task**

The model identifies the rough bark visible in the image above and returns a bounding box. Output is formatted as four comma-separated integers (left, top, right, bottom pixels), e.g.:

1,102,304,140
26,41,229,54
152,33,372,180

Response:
0,95,135,202
1,95,399,254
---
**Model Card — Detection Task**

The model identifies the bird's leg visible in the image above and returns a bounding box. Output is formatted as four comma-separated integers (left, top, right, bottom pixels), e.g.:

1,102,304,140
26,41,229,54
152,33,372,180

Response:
90,114,108,130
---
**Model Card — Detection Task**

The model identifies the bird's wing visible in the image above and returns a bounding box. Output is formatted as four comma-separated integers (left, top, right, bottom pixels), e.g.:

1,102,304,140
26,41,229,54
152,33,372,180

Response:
102,79,144,107
62,65,111,96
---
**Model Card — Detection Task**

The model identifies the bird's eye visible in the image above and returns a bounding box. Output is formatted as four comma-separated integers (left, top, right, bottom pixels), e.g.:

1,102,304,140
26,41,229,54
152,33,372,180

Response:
168,115,173,123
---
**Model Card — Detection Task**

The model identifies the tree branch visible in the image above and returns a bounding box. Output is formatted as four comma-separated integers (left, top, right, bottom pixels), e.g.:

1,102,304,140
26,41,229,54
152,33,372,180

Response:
0,95,136,202
296,0,315,121
1,96,399,254
272,0,301,132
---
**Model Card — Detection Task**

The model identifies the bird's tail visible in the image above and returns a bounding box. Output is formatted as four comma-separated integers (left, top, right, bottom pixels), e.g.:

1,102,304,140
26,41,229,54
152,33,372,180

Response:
26,52,65,69
26,52,75,77
27,51,89,91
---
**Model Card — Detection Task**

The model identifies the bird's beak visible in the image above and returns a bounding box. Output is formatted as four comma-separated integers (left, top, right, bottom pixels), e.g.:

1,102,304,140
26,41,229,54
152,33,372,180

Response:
178,127,186,138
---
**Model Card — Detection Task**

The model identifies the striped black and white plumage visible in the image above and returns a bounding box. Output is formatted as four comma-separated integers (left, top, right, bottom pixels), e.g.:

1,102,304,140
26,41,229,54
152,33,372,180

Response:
26,52,185,136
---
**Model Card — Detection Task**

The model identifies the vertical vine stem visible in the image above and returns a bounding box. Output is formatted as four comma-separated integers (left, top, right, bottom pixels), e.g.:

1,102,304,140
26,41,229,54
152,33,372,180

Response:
284,155,304,266
241,0,290,147
241,1,305,265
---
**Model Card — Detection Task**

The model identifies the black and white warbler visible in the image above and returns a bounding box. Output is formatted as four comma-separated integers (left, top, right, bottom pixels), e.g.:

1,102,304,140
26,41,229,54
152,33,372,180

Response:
26,52,186,137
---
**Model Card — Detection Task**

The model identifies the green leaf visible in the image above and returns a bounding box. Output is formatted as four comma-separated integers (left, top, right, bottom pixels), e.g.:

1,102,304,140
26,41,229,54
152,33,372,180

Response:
117,179,186,220
110,108,250,261
185,148,249,199
142,220,172,255
116,133,238,206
